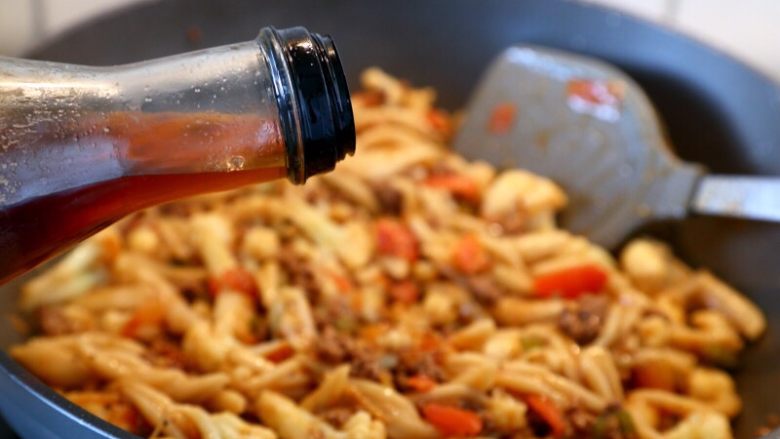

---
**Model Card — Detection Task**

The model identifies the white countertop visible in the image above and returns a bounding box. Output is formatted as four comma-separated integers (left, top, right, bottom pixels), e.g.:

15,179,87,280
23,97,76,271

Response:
1,0,779,82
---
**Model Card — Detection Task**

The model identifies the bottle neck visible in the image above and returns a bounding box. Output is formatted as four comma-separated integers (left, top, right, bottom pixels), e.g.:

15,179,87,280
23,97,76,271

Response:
258,27,355,183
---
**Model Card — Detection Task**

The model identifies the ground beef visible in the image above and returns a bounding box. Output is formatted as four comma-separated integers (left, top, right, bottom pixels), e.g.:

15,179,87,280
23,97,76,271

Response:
278,246,320,297
558,295,609,345
316,326,447,387
373,183,403,215
315,327,388,382
439,266,504,305
567,407,596,438
460,399,486,413
466,275,504,304
350,353,386,382
318,407,355,428
565,404,639,439
396,349,445,382
316,326,353,363
313,298,356,332
527,405,634,439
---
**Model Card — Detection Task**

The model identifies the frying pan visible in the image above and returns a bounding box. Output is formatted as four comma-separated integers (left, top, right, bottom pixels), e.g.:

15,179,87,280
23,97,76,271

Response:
1,0,779,438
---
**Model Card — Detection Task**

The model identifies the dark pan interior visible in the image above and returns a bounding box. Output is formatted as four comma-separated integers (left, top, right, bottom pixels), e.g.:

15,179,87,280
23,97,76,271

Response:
1,0,779,437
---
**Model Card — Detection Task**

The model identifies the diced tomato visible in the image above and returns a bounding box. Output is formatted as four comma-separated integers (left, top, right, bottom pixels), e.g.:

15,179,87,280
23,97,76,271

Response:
633,360,676,391
419,332,442,352
427,109,452,137
487,102,516,135
533,264,608,299
566,79,624,106
424,174,480,203
406,374,437,393
375,218,419,262
389,280,420,304
422,403,483,437
331,273,354,293
359,323,389,344
524,394,567,438
265,343,295,363
451,234,490,275
207,267,258,299
206,277,220,296
121,301,165,339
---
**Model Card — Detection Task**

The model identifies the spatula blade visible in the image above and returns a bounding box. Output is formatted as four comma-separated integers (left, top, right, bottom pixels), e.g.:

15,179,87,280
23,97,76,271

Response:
454,46,702,249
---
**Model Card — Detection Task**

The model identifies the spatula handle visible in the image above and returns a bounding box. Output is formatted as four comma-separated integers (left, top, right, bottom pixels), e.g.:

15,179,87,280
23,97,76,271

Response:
691,175,780,222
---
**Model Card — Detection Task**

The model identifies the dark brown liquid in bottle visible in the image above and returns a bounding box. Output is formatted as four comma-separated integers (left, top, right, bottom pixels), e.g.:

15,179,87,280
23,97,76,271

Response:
0,112,286,283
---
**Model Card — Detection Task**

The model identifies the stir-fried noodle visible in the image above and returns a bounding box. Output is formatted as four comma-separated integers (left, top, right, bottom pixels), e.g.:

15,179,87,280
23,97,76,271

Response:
10,69,764,439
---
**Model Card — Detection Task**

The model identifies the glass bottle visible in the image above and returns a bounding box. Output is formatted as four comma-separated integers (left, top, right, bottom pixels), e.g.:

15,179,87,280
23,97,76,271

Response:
0,26,355,283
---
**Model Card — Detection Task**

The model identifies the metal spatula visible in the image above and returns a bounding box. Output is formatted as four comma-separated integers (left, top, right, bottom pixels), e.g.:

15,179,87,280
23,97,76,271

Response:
454,46,780,249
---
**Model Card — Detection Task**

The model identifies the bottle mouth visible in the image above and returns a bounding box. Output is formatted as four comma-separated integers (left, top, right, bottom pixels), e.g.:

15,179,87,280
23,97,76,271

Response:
258,26,355,184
